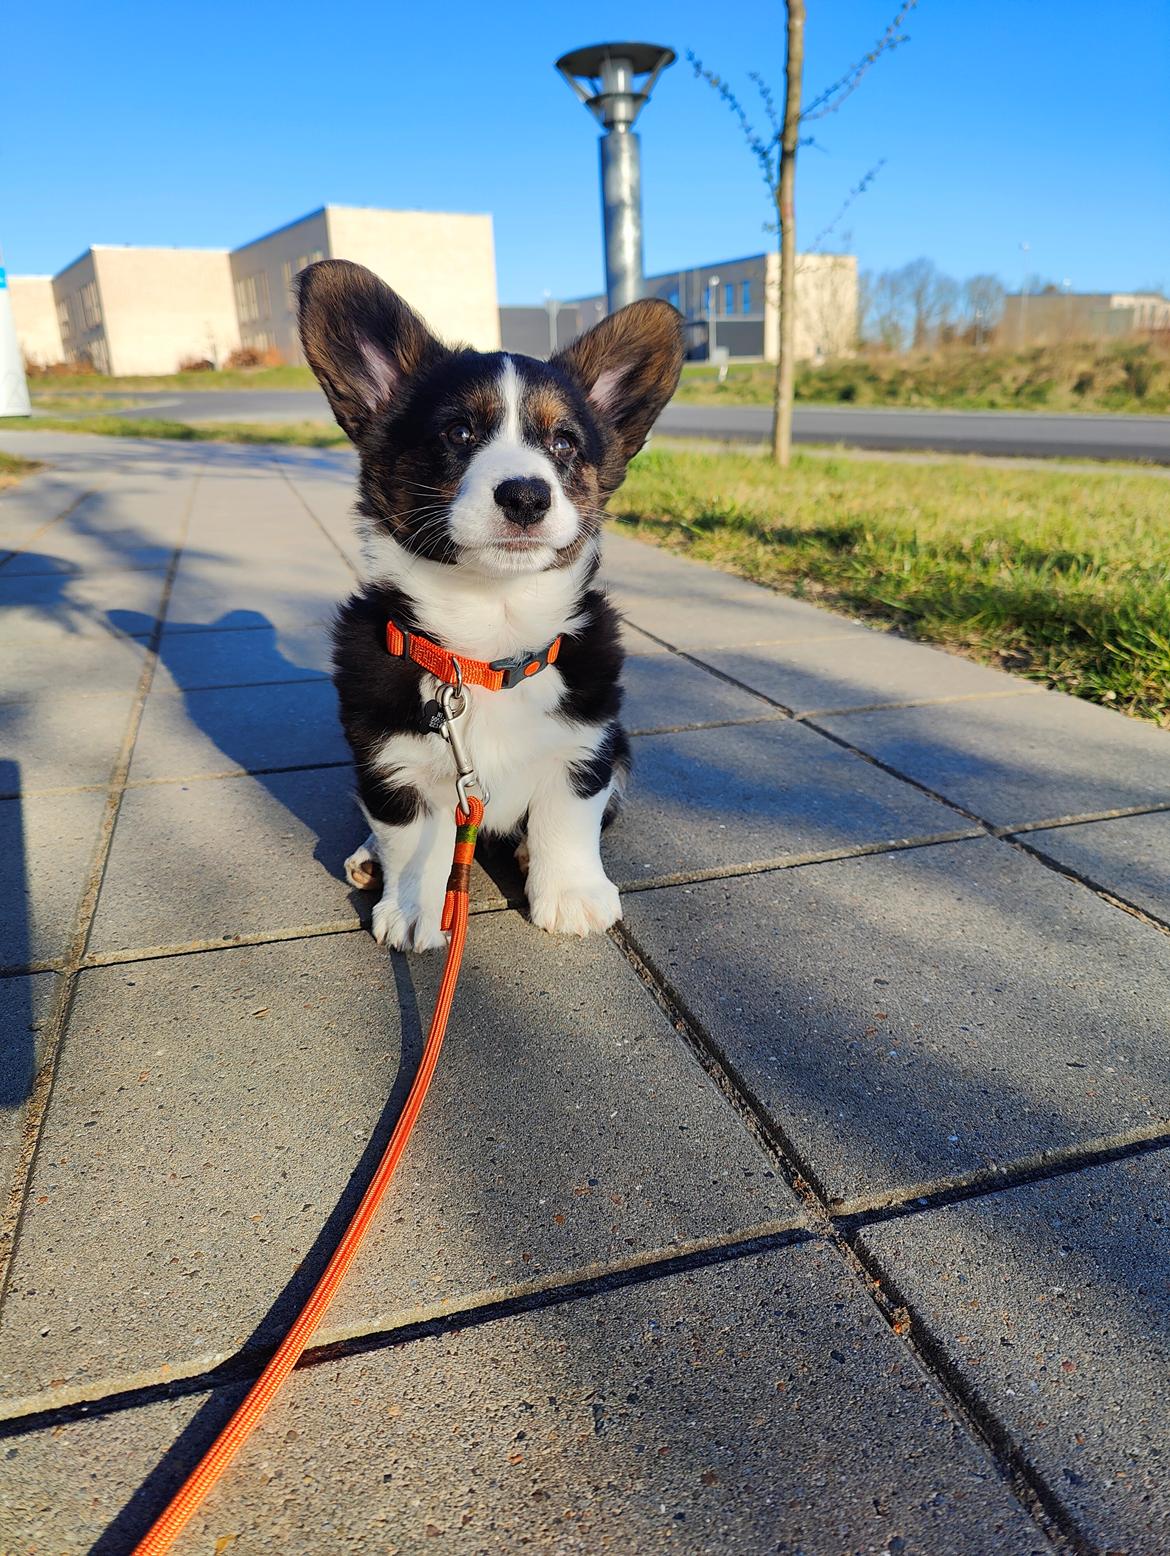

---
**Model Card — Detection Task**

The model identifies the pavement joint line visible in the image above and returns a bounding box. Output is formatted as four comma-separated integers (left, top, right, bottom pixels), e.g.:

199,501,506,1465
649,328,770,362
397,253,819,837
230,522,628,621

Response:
0,487,98,572
1001,832,1170,940
0,958,63,979
76,899,515,969
148,672,332,697
790,687,1042,719
0,781,109,802
607,917,1087,1555
995,798,1170,835
0,1217,811,1434
615,829,987,896
122,758,353,789
832,1123,1170,1228
0,471,202,1308
626,712,784,736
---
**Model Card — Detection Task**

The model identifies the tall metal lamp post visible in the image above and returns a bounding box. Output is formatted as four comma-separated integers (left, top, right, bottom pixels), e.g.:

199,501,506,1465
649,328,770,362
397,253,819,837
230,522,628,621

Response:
556,42,675,314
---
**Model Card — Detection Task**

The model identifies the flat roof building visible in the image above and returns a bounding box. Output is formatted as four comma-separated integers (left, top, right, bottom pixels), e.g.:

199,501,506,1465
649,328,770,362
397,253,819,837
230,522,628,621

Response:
999,289,1170,348
501,251,858,363
12,204,499,375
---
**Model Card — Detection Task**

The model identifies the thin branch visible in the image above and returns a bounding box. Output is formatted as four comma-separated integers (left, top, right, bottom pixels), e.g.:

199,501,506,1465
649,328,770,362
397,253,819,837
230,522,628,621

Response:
801,0,918,122
807,159,886,250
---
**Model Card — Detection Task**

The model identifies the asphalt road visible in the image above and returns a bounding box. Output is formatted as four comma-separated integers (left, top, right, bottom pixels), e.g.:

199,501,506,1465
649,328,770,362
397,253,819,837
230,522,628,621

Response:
115,389,1170,463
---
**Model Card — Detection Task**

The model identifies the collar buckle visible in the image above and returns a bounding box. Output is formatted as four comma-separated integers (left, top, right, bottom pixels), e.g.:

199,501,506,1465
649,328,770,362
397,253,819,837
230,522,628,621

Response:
489,641,557,689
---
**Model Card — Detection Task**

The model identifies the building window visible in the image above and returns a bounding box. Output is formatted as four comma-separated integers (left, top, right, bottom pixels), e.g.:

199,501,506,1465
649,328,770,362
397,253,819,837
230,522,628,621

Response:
79,281,102,330
667,286,680,308
234,271,271,325
282,260,294,306
725,282,734,314
703,285,712,313
742,280,751,314
57,299,72,340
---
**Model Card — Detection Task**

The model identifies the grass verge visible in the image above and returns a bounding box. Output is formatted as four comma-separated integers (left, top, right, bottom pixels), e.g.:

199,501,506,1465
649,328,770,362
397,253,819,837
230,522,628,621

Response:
26,364,317,393
677,342,1170,415
0,450,43,491
614,446,1170,726
10,415,348,448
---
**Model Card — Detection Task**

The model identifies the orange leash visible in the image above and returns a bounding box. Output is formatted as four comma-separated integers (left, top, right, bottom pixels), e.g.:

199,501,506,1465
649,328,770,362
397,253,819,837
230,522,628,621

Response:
132,796,484,1556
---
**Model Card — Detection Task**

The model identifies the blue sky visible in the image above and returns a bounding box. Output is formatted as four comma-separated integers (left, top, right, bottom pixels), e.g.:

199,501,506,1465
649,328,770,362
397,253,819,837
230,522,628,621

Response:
4,0,1167,303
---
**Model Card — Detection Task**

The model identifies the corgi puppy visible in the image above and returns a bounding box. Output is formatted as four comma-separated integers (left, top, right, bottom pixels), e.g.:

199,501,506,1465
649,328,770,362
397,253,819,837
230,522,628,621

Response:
297,260,684,949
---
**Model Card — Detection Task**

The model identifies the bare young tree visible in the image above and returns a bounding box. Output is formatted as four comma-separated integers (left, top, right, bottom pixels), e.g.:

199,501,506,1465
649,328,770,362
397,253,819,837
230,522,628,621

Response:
689,2,918,466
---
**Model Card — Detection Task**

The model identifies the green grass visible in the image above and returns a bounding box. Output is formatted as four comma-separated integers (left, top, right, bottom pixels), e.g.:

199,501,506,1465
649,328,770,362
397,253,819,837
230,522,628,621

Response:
11,414,348,447
26,364,317,394
678,342,1170,415
0,450,43,490
613,446,1170,726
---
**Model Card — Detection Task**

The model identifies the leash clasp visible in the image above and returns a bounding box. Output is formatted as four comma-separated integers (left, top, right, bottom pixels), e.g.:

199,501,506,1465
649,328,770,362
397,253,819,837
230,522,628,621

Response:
438,668,490,812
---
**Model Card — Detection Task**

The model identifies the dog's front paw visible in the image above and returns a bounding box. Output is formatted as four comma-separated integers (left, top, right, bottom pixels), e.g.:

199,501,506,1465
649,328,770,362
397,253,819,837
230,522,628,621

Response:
528,875,621,937
371,891,447,952
345,836,383,892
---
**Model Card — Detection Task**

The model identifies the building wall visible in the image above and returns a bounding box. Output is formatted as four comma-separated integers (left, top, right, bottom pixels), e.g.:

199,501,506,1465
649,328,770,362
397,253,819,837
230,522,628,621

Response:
569,251,857,363
8,276,62,365
52,251,110,373
326,206,500,351
1000,291,1170,347
11,205,500,374
229,210,331,362
92,248,239,374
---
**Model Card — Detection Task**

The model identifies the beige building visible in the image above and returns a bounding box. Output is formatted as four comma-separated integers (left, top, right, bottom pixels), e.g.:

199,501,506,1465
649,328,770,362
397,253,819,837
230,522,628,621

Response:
7,276,61,366
230,205,500,363
505,250,859,362
11,204,500,374
999,289,1170,348
52,246,239,375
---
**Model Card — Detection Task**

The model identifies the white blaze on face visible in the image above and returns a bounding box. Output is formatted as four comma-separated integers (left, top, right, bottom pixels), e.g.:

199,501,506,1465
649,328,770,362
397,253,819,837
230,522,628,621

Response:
446,358,581,576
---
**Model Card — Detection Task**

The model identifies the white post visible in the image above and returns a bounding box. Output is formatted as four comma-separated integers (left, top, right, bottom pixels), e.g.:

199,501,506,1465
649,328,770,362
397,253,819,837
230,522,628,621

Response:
0,258,32,418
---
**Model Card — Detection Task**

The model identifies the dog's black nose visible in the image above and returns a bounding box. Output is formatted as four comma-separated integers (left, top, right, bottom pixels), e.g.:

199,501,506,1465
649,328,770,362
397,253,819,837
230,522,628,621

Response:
494,476,552,528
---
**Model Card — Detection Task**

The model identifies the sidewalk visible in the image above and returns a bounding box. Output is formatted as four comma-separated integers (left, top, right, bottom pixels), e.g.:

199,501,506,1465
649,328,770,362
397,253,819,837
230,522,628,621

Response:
2,431,1169,1555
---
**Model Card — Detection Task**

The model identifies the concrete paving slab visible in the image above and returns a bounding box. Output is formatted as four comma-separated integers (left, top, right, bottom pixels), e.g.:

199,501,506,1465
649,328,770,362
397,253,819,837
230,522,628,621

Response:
0,625,147,701
698,632,1042,715
129,679,347,781
0,693,133,794
0,567,169,643
622,651,776,735
88,766,501,956
4,1244,1043,1555
0,925,793,1402
0,789,106,969
620,838,1170,1205
604,530,868,648
0,479,195,576
0,972,58,1200
608,719,962,887
151,619,332,690
819,694,1170,827
1022,810,1170,926
0,469,102,553
164,555,351,645
858,1152,1170,1556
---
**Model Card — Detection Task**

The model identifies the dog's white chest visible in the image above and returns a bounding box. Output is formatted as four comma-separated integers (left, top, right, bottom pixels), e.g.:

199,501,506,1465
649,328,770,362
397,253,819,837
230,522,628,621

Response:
372,670,600,835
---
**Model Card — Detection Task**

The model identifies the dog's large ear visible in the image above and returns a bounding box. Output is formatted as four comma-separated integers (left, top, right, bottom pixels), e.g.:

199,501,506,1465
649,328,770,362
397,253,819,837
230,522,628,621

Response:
297,259,446,442
553,299,685,462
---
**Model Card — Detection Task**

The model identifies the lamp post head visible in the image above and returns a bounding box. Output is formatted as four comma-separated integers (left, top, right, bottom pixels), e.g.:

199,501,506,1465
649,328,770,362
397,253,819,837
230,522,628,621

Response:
556,43,675,132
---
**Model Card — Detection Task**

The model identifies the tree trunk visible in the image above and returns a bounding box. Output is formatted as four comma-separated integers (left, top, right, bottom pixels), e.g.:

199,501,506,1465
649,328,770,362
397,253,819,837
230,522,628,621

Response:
772,0,805,466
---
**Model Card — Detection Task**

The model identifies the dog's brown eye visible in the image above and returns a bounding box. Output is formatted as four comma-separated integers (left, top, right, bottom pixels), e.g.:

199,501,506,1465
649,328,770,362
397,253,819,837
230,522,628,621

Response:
446,422,474,448
551,431,576,461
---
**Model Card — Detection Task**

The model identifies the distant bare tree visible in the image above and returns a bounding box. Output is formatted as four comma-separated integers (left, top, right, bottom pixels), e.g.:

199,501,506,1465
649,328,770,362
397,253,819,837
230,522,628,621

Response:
689,2,918,465
962,274,1005,346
